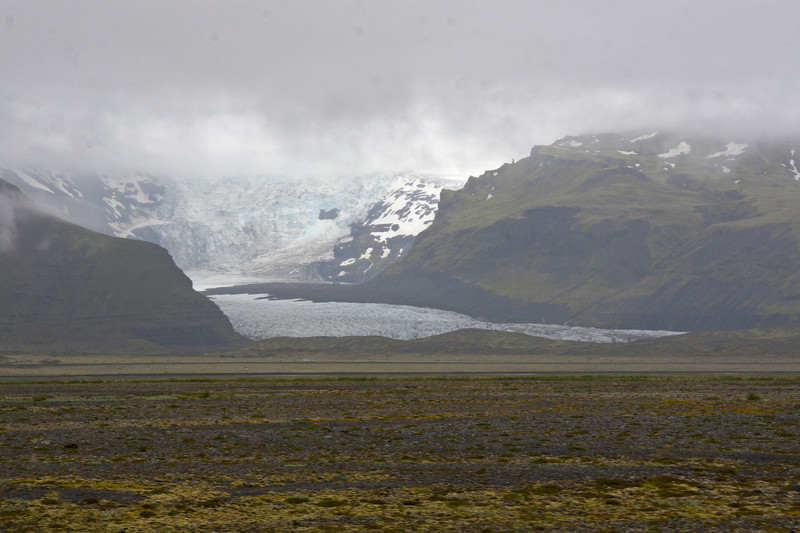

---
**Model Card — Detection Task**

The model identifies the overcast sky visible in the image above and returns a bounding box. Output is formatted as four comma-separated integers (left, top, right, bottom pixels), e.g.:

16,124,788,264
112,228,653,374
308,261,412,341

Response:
2,0,799,179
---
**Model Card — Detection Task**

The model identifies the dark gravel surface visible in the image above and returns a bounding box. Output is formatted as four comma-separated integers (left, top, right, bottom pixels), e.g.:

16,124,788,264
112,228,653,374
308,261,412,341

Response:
1,377,799,531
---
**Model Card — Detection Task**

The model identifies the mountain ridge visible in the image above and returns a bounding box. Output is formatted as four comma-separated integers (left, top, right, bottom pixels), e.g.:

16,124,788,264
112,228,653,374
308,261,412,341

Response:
218,132,800,332
0,179,245,352
371,131,800,331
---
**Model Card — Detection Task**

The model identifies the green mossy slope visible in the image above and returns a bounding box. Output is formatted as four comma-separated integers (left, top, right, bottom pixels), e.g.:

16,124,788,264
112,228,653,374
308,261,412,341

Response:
374,133,800,331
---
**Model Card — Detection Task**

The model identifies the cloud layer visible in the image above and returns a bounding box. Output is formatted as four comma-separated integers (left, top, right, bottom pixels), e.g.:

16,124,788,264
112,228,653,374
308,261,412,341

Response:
2,0,799,178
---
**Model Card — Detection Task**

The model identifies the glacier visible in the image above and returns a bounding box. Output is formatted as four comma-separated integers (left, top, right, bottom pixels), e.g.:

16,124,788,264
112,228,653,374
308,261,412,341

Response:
210,294,684,343
0,168,462,286
3,165,687,344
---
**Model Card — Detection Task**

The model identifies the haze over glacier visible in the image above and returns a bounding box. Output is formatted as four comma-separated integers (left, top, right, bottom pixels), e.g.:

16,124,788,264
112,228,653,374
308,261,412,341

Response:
2,164,684,344
1,168,463,288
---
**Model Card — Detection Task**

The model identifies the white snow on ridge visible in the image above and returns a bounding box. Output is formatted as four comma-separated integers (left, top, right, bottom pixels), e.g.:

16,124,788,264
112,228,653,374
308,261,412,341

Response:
12,169,56,194
616,150,637,155
100,174,162,206
630,131,658,142
368,178,442,243
103,196,124,218
658,142,691,158
44,172,78,198
787,149,800,181
706,142,748,159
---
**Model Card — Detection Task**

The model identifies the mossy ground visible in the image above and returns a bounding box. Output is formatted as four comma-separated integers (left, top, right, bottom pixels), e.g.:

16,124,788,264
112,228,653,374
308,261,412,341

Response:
1,376,799,531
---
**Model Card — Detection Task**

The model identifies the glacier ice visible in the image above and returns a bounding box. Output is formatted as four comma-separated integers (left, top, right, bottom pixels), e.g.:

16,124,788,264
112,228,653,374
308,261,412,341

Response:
210,294,684,344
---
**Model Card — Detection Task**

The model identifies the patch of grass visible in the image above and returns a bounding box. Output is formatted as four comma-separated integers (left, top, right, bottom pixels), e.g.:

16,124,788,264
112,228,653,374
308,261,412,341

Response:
594,478,638,490
316,498,347,508
530,484,563,495
198,498,225,508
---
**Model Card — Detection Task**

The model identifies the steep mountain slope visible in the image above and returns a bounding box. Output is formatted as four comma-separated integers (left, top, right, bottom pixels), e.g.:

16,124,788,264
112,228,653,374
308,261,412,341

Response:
0,179,244,352
371,132,800,331
316,178,447,282
1,170,460,286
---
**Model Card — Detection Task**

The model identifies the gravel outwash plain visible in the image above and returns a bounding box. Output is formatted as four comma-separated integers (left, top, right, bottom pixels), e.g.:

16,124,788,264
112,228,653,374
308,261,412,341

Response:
1,376,800,532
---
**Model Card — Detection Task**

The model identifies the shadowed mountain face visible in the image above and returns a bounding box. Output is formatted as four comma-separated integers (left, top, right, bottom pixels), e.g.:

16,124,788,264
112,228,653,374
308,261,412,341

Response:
0,179,244,352
369,133,800,331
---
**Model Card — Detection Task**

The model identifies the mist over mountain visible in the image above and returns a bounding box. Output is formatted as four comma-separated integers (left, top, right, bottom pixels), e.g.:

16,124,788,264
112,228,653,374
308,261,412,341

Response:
3,2,799,181
0,178,245,352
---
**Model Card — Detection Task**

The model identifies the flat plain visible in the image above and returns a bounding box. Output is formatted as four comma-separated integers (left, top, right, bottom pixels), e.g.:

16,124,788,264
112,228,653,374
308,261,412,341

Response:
1,376,799,532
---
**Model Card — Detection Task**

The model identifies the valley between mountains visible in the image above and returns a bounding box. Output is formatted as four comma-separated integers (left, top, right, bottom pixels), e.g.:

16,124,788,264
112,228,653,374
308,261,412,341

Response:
209,132,800,333
3,131,800,364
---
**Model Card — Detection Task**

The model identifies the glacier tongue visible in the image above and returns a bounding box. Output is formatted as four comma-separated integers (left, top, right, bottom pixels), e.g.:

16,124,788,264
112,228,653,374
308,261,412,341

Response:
210,294,684,343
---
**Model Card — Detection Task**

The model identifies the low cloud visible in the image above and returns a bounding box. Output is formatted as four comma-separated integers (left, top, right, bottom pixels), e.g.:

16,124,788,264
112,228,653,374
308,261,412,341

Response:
0,196,18,252
1,0,799,178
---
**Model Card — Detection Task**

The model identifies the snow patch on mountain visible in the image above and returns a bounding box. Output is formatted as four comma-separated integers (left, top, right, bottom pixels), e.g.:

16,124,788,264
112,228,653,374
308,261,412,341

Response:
706,142,748,158
559,140,583,147
630,131,658,142
786,149,800,181
366,178,442,243
12,169,57,194
316,176,461,283
658,142,691,158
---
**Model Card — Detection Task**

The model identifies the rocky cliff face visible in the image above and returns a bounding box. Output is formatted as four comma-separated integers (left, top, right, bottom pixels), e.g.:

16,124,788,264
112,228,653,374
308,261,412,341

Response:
371,132,800,331
0,179,245,352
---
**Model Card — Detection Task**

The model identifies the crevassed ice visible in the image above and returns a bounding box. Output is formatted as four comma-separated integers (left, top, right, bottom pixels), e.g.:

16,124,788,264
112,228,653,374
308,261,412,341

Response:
209,294,684,344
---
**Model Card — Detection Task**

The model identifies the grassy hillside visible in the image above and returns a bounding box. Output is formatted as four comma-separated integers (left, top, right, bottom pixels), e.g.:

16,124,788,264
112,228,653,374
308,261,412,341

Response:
374,132,800,331
0,179,245,352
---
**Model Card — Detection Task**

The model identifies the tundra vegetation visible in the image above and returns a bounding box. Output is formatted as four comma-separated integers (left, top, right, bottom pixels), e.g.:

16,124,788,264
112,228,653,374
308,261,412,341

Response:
1,376,799,531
